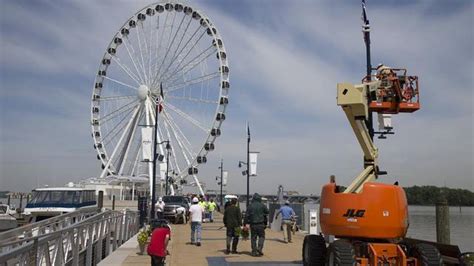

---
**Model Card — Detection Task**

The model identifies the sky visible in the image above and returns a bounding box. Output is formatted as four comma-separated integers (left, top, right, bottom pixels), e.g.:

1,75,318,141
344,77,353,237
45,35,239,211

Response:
0,0,472,195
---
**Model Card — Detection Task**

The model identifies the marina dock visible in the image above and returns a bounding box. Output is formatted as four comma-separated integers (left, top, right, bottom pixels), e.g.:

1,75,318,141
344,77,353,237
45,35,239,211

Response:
99,212,304,266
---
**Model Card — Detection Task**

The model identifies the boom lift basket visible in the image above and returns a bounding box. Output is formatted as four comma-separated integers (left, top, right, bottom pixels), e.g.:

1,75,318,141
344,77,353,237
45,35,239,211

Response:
363,68,420,114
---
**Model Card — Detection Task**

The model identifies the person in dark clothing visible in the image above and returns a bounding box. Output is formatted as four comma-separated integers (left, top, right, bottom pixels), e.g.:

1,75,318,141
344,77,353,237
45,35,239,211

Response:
223,198,242,254
244,193,269,257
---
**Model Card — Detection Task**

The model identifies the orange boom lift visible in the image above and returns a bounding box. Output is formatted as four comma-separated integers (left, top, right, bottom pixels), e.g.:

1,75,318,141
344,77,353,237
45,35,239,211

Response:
302,1,442,265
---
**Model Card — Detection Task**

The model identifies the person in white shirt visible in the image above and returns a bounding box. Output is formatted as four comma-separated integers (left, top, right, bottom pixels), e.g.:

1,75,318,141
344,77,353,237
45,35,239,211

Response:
156,197,165,219
188,197,204,246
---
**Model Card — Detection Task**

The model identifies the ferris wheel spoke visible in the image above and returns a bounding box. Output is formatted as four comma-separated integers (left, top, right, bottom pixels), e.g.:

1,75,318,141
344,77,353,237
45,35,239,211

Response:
162,44,215,84
103,76,138,90
99,99,139,123
158,16,193,84
152,11,170,81
152,13,187,83
162,112,194,164
100,104,141,178
154,11,181,86
142,22,154,87
118,105,144,175
110,55,143,85
99,95,136,102
131,144,142,176
164,102,208,133
151,23,203,87
163,110,193,149
166,95,218,104
159,30,208,83
162,117,181,174
122,36,146,84
102,106,137,144
136,22,150,85
166,71,220,93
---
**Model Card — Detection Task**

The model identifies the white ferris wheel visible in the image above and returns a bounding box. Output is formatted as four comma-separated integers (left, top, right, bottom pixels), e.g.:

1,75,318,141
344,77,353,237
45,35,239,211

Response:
90,2,229,195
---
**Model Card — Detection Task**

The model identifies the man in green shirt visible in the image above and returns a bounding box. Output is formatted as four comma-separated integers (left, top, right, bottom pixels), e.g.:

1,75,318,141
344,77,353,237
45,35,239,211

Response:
244,193,269,257
223,198,242,254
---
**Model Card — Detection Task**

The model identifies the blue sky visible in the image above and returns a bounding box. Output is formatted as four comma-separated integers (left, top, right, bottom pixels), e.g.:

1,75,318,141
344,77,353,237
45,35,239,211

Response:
0,0,472,194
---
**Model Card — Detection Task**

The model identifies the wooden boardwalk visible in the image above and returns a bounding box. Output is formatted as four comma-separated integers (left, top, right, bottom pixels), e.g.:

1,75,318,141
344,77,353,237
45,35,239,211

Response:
100,213,304,265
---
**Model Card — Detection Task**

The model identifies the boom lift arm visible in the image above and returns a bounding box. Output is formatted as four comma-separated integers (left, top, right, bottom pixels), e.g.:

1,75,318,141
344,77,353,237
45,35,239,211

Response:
337,81,381,193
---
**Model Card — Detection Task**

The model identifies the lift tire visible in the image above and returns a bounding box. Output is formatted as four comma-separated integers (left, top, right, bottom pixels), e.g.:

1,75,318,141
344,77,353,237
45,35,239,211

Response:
411,243,443,266
302,235,326,266
326,240,356,266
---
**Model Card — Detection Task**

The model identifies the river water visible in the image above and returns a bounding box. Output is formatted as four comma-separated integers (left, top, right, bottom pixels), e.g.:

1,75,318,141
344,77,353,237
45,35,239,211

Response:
407,205,473,252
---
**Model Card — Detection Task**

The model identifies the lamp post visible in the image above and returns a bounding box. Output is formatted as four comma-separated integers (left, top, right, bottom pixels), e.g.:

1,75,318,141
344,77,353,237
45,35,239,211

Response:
150,83,164,221
218,159,224,208
237,122,251,208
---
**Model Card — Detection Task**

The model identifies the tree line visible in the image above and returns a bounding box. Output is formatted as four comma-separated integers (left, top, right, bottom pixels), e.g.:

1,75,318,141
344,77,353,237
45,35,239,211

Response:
404,186,474,206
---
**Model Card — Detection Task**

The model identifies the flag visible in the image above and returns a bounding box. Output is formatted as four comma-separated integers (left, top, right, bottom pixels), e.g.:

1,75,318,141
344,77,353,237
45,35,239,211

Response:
160,82,164,99
158,82,164,113
247,122,250,143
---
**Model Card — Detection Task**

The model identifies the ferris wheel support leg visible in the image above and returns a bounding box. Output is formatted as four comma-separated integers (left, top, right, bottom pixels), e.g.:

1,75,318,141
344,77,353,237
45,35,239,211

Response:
100,105,141,178
192,175,205,196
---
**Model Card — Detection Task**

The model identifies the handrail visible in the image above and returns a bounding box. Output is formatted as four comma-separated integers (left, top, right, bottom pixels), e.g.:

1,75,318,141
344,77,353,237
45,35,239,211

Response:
0,210,139,265
0,207,98,246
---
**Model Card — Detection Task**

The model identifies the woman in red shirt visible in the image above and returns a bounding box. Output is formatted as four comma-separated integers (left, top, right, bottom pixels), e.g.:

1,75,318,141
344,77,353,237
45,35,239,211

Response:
147,220,171,266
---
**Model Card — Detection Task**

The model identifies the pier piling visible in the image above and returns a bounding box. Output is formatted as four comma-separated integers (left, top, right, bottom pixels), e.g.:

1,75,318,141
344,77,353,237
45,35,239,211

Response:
436,196,450,244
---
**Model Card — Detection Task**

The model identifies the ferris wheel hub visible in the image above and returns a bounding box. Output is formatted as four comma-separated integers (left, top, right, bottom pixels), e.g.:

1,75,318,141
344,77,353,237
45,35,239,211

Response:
137,84,150,101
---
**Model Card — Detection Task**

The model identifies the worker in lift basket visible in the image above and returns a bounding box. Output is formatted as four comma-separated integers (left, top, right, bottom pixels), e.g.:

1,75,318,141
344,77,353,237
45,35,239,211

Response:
147,219,171,266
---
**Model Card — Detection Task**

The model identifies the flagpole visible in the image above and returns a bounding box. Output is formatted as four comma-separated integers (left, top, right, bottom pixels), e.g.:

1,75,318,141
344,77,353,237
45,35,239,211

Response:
246,122,250,209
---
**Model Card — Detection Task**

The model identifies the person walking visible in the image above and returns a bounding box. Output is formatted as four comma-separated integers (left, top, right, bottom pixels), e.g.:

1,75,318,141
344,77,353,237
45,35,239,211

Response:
156,197,165,219
208,198,218,222
275,200,296,243
244,193,269,257
198,196,208,222
223,198,242,254
147,220,171,266
188,197,204,246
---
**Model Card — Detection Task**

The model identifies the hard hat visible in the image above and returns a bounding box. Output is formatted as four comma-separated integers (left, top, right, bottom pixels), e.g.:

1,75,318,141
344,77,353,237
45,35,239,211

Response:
158,197,163,201
192,197,199,203
285,200,290,205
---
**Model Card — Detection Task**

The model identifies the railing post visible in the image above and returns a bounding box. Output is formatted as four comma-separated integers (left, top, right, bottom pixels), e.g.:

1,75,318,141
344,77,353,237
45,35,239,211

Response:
31,238,39,266
112,214,118,251
86,224,93,266
72,228,79,265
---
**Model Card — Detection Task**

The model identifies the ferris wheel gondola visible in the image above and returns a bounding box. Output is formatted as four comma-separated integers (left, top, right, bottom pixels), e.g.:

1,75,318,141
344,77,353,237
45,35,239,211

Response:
90,2,229,195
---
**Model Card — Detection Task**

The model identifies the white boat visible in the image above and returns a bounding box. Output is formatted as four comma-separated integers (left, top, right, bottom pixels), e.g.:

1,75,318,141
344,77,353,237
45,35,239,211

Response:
23,187,97,223
0,204,18,232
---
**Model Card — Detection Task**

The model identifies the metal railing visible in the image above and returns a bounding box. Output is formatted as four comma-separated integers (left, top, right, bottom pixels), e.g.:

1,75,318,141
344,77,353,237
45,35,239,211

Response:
0,210,139,266
0,208,98,247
